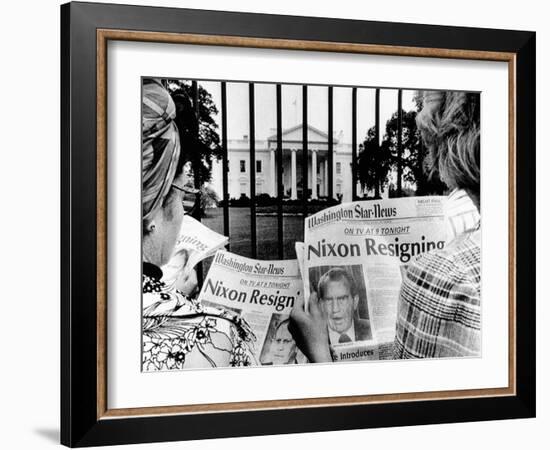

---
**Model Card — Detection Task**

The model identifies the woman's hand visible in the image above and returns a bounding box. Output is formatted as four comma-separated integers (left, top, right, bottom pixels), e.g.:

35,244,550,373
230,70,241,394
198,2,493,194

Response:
175,267,198,296
289,291,333,363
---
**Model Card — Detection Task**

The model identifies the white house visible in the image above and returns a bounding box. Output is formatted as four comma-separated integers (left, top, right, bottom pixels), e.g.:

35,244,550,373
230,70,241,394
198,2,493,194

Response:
209,123,361,202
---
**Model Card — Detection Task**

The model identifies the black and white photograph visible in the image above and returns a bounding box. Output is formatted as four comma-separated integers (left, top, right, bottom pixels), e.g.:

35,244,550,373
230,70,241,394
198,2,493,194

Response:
141,76,482,369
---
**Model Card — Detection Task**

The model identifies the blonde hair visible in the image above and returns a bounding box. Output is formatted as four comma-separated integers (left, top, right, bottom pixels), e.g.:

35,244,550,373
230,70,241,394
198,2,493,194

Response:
416,91,480,195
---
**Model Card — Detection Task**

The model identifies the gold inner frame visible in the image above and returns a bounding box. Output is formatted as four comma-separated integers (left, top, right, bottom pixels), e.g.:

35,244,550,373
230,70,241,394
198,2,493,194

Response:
96,29,517,420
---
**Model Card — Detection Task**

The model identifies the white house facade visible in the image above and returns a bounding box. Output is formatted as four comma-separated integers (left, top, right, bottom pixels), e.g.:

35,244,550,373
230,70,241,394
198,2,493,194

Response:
209,124,361,202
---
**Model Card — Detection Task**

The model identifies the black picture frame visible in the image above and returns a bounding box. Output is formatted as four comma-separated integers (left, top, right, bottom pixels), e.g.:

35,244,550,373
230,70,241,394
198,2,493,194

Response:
61,1,535,447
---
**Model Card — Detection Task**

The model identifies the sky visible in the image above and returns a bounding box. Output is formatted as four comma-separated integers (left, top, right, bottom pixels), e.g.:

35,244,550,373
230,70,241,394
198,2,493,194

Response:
197,80,418,145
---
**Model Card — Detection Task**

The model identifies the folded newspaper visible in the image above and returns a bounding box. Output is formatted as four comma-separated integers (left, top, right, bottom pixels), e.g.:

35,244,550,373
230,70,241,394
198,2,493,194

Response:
297,196,447,361
196,250,307,366
161,215,228,289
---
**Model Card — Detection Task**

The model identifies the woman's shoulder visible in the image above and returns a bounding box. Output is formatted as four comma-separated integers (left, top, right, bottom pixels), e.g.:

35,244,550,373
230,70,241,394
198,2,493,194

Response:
143,279,254,339
395,229,482,358
142,275,256,371
409,228,480,284
402,228,481,311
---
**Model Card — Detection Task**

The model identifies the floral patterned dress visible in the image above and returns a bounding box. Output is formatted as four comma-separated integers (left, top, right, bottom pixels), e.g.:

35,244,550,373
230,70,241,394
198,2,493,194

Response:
142,263,256,371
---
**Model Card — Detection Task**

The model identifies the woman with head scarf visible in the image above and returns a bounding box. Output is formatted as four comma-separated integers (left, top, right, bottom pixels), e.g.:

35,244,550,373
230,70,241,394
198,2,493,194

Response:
141,79,255,371
290,91,481,362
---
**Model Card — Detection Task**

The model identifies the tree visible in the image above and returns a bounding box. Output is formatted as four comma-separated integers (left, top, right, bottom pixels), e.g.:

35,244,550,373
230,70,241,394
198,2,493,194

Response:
164,79,222,186
357,127,392,196
199,185,220,215
383,109,427,194
357,95,447,197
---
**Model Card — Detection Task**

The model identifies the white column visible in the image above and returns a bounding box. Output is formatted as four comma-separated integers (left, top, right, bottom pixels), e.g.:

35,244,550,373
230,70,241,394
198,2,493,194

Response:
290,148,297,200
323,158,328,198
270,149,276,197
318,160,324,197
311,149,318,199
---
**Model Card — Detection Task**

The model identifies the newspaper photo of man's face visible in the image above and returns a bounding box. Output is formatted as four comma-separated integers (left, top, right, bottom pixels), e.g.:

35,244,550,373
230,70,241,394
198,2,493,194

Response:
312,266,373,345
260,315,298,365
269,320,297,365
320,277,358,335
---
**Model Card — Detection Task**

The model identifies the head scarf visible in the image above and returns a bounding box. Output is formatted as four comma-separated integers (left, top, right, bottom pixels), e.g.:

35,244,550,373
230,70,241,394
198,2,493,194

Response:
142,79,181,221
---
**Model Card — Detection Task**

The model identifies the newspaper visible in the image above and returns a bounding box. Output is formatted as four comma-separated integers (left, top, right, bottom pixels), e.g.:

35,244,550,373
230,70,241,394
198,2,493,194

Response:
197,250,307,366
164,197,447,365
161,215,228,289
300,196,447,361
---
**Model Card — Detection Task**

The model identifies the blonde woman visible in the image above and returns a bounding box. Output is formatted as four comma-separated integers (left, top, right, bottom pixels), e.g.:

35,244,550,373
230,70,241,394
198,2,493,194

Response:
393,91,481,358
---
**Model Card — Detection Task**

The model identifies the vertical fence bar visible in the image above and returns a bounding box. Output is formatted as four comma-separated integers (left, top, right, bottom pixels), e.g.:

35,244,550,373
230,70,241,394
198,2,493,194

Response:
352,87,358,201
302,85,308,219
276,84,284,259
327,86,334,200
191,81,201,196
397,89,403,197
249,83,257,258
191,80,203,283
221,82,230,250
374,88,381,198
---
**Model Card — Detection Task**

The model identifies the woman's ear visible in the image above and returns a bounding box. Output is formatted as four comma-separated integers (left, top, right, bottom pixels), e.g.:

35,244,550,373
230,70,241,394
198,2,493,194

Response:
143,219,156,235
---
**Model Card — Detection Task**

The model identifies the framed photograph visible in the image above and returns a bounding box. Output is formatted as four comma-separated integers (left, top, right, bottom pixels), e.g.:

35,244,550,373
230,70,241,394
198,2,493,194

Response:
61,1,535,447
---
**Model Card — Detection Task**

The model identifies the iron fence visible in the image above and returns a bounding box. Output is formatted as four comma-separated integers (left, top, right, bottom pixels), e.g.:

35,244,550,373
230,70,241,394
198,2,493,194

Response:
190,81,405,282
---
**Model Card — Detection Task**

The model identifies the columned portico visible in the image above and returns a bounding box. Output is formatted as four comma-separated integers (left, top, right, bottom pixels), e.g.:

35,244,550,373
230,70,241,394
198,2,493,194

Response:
217,124,354,203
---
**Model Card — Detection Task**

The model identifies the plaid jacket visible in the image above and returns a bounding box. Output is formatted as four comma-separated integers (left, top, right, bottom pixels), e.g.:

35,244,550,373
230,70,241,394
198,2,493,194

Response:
394,224,481,359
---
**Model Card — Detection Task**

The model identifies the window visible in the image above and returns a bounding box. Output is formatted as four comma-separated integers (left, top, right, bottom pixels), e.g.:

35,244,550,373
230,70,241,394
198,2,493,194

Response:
240,160,246,173
240,182,247,195
336,183,342,194
336,162,341,174
256,160,262,173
